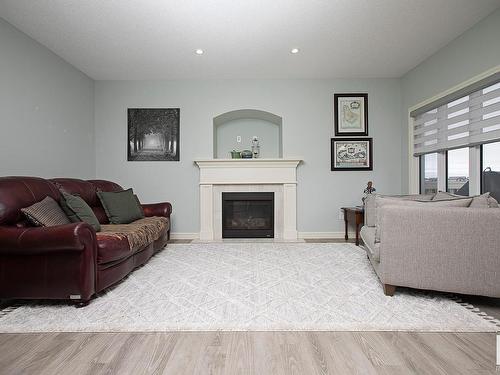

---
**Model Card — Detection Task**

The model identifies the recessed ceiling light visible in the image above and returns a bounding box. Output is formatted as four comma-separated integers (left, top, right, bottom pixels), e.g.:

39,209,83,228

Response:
291,48,299,54
195,49,204,55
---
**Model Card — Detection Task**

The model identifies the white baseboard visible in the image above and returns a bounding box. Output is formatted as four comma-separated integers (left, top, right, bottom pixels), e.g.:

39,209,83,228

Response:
170,232,356,240
170,232,199,240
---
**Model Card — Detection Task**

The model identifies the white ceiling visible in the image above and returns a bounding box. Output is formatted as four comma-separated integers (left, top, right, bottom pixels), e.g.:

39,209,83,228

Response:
1,0,499,80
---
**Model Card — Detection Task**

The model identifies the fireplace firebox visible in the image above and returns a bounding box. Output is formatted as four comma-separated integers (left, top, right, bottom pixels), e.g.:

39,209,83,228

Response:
222,192,274,238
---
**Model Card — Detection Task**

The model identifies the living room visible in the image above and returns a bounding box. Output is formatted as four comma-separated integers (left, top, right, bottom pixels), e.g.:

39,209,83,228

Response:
0,1,499,374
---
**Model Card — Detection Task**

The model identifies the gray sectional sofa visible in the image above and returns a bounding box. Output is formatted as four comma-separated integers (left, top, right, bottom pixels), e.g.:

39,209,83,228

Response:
361,191,500,297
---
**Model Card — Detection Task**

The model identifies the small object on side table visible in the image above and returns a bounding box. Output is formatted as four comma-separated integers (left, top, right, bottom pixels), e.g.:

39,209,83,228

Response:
362,180,376,204
230,150,241,159
342,206,364,246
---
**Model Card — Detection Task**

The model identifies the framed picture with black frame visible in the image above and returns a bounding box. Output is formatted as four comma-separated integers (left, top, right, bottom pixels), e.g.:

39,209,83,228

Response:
127,108,180,161
334,93,368,136
331,138,373,171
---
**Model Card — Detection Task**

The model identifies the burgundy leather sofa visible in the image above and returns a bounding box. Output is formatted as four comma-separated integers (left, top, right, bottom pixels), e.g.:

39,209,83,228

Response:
0,176,172,306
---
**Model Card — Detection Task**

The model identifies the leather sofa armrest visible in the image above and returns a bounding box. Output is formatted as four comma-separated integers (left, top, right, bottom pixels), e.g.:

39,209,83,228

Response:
0,222,96,255
142,202,172,218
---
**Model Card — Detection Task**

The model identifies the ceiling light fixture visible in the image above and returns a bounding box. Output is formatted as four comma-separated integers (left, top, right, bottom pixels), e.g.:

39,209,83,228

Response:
291,48,299,54
195,49,204,55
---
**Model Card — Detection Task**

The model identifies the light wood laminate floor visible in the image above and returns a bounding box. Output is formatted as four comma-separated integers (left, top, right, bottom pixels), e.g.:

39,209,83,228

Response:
0,331,497,375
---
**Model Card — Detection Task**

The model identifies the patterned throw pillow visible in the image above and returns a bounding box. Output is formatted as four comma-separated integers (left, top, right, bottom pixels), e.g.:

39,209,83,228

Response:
21,196,71,227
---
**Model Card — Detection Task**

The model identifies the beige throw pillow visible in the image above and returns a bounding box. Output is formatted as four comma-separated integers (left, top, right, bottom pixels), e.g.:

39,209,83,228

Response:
432,191,464,201
469,193,490,208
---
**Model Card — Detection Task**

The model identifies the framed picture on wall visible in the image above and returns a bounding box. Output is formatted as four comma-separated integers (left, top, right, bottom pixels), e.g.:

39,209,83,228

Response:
334,93,368,136
127,108,180,161
331,138,373,171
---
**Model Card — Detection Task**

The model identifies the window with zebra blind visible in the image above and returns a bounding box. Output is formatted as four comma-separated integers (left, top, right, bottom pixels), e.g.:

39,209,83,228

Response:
413,80,500,157
411,72,500,196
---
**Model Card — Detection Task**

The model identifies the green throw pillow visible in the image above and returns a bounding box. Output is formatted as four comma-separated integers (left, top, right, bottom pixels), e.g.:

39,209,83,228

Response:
60,192,101,232
97,188,145,224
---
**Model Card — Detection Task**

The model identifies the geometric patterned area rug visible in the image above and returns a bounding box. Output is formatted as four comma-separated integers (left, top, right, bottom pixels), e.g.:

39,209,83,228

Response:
0,243,497,332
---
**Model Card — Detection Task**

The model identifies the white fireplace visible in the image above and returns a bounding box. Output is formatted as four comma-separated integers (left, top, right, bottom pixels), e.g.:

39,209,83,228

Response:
194,159,302,241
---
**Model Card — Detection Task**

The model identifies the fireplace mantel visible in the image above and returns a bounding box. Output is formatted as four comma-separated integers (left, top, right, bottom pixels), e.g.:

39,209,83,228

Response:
194,159,302,241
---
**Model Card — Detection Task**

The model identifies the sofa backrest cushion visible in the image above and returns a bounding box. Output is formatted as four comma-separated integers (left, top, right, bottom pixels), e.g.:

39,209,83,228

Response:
374,195,473,242
50,178,124,224
364,193,434,227
0,176,61,226
433,190,499,208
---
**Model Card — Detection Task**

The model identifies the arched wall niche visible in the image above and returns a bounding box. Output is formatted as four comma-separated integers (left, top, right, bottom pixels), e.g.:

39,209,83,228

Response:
213,109,283,159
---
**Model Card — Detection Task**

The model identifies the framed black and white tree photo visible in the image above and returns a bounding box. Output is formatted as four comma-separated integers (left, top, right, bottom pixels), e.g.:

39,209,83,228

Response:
334,93,368,136
128,108,180,161
331,138,373,171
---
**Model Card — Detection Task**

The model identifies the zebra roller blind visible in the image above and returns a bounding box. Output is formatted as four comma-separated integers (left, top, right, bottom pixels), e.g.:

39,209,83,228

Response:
413,80,500,156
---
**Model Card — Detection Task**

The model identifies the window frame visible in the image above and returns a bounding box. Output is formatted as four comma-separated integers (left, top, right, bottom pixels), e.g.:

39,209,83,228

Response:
480,144,484,194
480,141,500,196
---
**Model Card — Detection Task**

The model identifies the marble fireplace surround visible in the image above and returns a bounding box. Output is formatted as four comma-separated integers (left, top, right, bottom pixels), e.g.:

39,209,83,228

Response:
194,159,302,241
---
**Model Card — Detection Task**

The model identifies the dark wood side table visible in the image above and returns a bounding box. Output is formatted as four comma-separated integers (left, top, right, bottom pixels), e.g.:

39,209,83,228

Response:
342,207,364,246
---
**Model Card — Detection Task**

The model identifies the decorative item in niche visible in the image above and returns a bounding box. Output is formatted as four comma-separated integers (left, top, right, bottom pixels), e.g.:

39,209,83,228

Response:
334,93,368,136
230,150,241,159
128,108,180,161
251,136,260,158
240,150,253,159
331,138,373,171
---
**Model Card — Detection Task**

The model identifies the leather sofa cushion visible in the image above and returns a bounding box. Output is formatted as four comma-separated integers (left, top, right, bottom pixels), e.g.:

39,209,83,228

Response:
51,178,100,207
95,217,169,264
50,178,125,225
99,217,169,252
0,177,61,226
96,234,133,265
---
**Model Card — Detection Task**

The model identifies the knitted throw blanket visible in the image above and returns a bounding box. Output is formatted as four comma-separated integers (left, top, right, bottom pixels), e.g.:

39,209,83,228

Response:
97,216,170,251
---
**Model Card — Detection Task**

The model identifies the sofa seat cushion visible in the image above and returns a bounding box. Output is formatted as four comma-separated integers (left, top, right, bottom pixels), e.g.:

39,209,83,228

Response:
98,217,170,253
360,226,380,261
95,234,132,264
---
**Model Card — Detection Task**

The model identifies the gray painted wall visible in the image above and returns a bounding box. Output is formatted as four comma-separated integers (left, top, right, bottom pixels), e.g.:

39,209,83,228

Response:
0,18,94,178
216,118,280,159
95,79,402,235
400,8,500,192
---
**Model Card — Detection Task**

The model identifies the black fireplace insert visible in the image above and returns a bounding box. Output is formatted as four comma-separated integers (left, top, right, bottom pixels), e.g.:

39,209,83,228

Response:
222,192,274,238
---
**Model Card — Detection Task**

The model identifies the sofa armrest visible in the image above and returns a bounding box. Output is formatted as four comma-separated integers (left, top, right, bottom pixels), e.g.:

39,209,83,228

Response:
142,202,172,218
378,205,500,297
0,222,96,255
